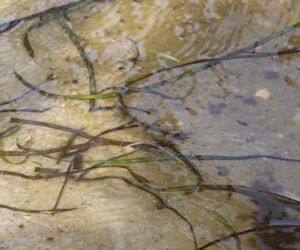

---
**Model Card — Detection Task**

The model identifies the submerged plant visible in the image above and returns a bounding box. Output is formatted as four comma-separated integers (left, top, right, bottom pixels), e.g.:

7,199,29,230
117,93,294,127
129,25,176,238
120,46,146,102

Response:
0,1,299,249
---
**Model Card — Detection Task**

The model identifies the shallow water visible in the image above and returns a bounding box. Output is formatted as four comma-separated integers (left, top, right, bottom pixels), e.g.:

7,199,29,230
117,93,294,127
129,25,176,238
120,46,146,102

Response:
0,0,299,249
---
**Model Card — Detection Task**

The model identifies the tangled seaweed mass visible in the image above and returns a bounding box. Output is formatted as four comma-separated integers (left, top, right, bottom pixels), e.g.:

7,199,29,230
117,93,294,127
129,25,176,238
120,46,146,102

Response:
0,0,300,249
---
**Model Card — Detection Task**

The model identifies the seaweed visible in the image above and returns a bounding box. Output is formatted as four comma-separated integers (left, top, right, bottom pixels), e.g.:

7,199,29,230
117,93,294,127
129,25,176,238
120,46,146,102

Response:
90,104,151,114
53,153,81,212
0,73,55,106
0,0,93,34
138,23,300,91
208,210,242,250
125,47,300,87
56,128,83,164
0,126,27,164
0,107,51,113
197,224,300,250
0,1,299,249
14,71,181,102
81,154,300,165
0,203,77,214
57,17,97,110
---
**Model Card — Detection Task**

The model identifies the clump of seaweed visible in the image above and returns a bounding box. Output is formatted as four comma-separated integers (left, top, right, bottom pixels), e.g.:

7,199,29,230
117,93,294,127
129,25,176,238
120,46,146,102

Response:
0,1,300,249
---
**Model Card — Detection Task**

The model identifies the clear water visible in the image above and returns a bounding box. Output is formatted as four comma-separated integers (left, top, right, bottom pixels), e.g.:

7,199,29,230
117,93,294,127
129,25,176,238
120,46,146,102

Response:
0,0,299,249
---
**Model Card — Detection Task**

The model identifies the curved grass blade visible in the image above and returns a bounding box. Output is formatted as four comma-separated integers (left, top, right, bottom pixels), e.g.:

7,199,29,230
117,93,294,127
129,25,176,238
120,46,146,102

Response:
14,71,120,100
126,37,140,69
16,139,90,156
141,23,300,91
0,139,27,164
0,126,27,164
23,17,54,58
81,153,300,165
13,130,157,157
57,17,97,109
119,141,182,162
125,47,300,87
208,210,242,250
76,151,140,180
22,0,93,57
0,73,55,106
196,154,300,163
77,165,152,190
13,71,179,102
120,141,204,183
197,224,300,250
0,0,93,34
265,191,300,205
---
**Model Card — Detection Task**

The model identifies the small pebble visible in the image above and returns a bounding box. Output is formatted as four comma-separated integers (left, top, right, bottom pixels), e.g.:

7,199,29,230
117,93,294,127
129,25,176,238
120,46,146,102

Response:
255,88,270,100
291,113,300,126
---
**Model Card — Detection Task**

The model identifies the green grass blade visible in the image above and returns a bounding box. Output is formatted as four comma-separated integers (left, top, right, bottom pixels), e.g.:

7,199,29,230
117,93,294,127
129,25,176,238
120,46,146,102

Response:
144,46,180,62
208,210,242,250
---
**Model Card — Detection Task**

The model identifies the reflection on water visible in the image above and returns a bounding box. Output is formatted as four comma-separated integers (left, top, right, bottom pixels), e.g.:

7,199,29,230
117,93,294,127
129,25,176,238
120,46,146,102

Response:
0,0,299,249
